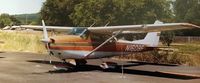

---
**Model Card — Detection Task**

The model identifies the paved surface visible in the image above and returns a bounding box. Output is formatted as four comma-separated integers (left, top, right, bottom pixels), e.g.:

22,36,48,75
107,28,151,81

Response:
0,52,200,83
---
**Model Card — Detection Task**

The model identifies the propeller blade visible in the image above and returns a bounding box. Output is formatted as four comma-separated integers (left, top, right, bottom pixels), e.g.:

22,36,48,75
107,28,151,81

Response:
42,20,52,64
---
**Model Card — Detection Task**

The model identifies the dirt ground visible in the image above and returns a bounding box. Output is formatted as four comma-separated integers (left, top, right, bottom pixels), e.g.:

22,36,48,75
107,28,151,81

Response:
0,52,200,83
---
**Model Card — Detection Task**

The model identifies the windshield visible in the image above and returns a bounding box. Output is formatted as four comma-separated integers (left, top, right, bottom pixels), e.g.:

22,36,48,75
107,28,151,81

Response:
69,28,86,35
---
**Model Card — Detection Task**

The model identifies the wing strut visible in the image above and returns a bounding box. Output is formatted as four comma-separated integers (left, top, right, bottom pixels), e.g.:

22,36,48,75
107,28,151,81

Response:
84,30,122,58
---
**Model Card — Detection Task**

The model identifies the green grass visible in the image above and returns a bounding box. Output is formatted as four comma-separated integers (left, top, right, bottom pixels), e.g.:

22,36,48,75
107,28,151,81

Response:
0,31,46,53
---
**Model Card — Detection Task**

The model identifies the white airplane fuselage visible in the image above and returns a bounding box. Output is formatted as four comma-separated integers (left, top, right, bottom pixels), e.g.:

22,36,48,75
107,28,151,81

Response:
48,34,157,60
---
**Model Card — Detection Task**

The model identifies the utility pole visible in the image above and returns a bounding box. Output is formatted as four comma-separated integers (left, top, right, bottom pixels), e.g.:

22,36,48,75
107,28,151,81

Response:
25,14,28,25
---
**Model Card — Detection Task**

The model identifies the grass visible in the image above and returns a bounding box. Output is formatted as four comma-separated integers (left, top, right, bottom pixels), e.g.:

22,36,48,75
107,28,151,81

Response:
115,43,200,67
172,43,200,66
0,30,46,53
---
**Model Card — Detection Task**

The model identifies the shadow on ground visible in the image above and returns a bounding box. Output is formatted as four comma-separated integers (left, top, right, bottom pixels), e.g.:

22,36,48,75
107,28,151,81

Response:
27,60,200,80
127,61,179,66
0,57,4,58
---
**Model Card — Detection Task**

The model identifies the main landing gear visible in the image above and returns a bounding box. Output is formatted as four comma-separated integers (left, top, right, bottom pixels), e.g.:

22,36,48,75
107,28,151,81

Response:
53,59,118,71
53,59,87,71
99,59,118,69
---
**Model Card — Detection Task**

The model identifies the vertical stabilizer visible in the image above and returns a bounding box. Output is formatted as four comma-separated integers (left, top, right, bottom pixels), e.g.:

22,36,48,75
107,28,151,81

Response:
132,20,163,47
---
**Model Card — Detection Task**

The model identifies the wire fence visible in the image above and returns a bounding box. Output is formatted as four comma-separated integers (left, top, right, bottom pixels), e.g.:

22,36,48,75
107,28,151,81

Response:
174,36,200,43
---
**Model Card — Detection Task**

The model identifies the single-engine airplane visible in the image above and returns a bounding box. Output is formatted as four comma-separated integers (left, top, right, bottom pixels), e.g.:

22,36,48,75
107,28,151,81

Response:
16,20,200,69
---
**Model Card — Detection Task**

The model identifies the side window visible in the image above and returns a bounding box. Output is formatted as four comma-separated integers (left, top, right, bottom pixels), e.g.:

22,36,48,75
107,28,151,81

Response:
69,28,85,35
90,33,111,42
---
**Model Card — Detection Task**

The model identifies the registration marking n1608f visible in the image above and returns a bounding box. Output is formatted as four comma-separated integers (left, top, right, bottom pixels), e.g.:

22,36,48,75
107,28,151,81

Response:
125,44,145,52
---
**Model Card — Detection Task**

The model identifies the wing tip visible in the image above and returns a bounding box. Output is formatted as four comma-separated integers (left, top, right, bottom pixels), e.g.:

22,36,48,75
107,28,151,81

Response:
181,23,200,28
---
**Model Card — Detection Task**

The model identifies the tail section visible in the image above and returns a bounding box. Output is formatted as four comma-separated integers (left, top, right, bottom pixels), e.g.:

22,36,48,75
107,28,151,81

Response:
132,32,160,47
132,20,163,47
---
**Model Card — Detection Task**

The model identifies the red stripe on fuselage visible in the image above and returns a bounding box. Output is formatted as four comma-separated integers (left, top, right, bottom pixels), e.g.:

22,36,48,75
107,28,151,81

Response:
49,42,155,52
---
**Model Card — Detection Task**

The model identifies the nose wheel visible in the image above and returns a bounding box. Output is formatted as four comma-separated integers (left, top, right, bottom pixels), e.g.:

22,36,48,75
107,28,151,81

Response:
100,62,118,69
53,59,88,71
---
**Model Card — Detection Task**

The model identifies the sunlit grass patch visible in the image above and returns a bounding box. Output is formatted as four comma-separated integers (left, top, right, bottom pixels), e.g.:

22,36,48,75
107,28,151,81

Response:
0,30,46,53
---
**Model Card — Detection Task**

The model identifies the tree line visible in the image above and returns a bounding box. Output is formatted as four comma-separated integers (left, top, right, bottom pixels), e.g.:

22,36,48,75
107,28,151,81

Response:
41,0,173,26
41,0,200,26
40,0,200,36
0,14,21,28
0,0,199,36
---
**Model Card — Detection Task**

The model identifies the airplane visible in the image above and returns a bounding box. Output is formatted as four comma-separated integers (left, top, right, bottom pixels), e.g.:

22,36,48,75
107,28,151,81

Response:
16,20,200,69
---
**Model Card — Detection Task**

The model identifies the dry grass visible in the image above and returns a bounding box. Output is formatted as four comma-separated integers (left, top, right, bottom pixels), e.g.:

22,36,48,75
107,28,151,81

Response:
172,43,200,66
115,43,200,67
0,30,46,53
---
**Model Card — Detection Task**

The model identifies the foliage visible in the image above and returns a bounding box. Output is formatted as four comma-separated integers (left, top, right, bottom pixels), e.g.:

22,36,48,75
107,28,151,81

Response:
40,0,172,26
160,31,175,46
0,13,21,28
40,0,82,26
70,0,173,26
174,0,200,24
173,0,200,36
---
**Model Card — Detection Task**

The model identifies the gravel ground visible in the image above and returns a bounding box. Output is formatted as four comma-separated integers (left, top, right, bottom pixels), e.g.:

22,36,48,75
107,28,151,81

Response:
0,52,199,83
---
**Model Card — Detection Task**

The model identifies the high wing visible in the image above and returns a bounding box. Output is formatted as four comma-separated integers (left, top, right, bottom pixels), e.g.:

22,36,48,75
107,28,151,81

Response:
17,23,200,34
88,23,200,34
18,25,80,31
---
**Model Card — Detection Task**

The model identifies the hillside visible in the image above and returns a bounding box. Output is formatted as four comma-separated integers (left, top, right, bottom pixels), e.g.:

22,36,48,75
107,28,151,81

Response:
13,13,40,25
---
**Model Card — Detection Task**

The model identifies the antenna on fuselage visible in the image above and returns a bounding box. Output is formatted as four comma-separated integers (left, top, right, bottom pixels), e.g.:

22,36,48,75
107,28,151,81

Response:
105,22,110,27
104,21,118,41
89,22,96,27
79,22,96,38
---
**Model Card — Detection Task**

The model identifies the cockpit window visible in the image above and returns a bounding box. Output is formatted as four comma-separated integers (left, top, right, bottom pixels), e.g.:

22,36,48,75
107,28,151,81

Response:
69,28,86,35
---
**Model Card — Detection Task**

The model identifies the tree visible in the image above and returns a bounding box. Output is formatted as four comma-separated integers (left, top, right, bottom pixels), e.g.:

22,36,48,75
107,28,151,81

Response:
40,0,173,27
0,14,12,28
160,31,175,46
40,0,82,26
174,0,200,36
9,16,21,25
70,0,173,27
174,0,200,24
0,13,21,28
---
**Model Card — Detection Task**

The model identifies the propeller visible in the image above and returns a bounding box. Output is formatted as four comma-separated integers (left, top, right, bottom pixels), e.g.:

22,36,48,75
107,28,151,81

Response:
41,20,52,64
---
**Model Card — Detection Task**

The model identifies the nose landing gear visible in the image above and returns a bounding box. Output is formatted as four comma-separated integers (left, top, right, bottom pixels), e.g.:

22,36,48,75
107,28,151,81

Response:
100,62,118,69
53,59,87,71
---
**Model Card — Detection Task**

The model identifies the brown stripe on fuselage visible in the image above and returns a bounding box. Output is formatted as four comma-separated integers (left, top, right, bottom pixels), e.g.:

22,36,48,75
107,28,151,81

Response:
51,42,106,46
49,35,156,52
50,35,92,43
49,42,155,52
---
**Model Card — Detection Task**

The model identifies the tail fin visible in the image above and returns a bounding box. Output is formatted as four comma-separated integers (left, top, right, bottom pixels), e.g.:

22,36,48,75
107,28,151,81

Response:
132,32,160,47
132,20,163,47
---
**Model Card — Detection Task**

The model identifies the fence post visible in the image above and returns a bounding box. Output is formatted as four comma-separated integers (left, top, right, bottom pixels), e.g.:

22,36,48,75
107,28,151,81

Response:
188,36,191,43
